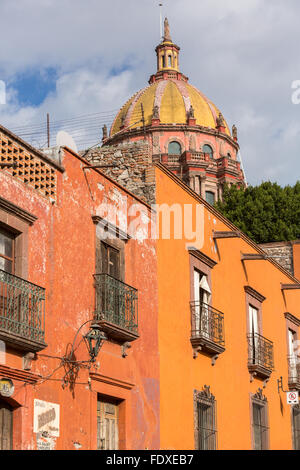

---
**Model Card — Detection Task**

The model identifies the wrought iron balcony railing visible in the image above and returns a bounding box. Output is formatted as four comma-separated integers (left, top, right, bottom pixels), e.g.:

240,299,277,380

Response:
247,333,274,379
190,302,225,359
288,355,300,389
94,273,138,342
0,269,46,350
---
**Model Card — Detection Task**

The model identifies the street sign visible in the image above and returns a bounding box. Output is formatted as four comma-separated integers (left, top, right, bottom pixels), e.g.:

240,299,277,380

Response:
287,391,299,405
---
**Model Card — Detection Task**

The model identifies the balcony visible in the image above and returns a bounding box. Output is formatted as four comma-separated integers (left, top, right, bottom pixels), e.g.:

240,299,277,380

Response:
190,302,225,362
247,333,274,380
288,356,300,390
0,269,46,352
94,273,139,343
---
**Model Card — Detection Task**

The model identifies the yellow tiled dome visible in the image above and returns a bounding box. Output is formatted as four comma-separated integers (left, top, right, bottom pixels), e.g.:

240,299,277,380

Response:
110,79,230,137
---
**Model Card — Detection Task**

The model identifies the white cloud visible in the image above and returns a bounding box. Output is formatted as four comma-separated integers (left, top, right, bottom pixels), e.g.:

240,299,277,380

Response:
0,0,300,185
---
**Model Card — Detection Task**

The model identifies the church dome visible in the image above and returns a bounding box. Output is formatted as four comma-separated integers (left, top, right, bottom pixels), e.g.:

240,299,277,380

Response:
110,79,230,137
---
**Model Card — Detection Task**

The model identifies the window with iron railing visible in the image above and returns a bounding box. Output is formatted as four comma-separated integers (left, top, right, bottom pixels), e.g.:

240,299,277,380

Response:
94,273,138,338
288,356,300,387
292,406,300,450
194,387,217,450
251,396,269,450
0,269,45,348
190,302,225,347
247,333,274,371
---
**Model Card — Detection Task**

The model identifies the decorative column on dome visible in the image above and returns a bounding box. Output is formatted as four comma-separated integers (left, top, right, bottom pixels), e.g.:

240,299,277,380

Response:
232,124,238,142
216,112,226,133
102,124,108,142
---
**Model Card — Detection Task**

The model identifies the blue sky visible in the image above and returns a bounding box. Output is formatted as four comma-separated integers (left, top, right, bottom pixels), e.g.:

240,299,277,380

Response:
10,68,57,106
0,0,300,186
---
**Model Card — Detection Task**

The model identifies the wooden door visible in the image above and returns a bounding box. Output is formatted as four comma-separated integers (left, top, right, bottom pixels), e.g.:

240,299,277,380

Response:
97,399,119,450
0,401,12,450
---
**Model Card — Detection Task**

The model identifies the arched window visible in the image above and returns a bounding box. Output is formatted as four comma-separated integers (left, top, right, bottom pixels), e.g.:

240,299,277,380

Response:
162,55,165,68
227,152,231,159
168,55,172,67
203,145,214,159
168,141,182,155
205,191,215,206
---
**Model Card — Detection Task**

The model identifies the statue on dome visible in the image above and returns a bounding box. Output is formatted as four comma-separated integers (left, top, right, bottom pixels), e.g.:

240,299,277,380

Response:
216,112,225,128
164,18,172,42
153,105,160,120
232,124,238,140
187,105,195,119
102,124,107,140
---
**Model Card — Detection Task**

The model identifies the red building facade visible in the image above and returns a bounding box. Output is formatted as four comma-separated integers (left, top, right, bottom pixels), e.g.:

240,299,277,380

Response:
0,124,159,450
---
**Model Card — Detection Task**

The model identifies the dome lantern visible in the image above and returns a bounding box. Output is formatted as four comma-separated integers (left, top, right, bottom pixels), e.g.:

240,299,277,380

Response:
149,18,188,84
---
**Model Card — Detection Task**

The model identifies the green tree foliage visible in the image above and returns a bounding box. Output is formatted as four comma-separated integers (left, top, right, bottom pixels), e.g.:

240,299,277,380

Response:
215,182,300,244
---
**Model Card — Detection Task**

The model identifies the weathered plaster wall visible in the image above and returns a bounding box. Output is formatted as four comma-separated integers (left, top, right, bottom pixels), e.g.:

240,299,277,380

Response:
0,143,160,450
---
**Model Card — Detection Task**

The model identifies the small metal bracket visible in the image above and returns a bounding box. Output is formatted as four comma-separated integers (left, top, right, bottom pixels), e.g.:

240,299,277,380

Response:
250,372,257,383
193,346,202,359
277,376,288,393
211,355,219,366
23,352,35,371
263,378,270,389
122,342,131,358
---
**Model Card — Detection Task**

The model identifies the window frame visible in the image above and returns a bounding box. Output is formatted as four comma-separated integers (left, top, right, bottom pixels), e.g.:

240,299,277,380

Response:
292,405,300,450
205,191,215,206
244,286,265,337
202,144,214,159
0,227,15,274
0,196,36,279
168,141,182,156
194,387,217,450
250,390,269,450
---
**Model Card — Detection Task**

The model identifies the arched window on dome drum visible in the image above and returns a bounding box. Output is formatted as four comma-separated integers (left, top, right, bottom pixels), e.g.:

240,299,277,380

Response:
168,55,172,67
168,141,182,155
227,152,231,159
205,191,215,206
203,145,214,159
161,55,165,68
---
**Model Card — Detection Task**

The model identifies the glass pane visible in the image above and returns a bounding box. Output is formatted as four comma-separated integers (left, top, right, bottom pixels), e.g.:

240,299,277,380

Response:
293,408,300,450
203,145,213,158
253,404,263,450
0,257,12,274
205,192,215,205
168,141,181,155
0,231,13,258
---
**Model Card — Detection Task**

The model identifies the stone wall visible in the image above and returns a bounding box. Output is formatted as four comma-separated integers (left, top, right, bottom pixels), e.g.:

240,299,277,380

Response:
82,140,156,205
259,241,294,275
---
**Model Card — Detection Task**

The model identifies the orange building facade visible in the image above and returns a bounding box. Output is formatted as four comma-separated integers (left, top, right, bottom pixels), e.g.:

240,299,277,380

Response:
155,164,300,450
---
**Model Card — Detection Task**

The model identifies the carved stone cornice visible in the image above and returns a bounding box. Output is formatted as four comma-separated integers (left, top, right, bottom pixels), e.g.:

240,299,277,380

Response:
92,215,131,241
244,286,266,303
0,196,37,225
0,364,41,385
195,385,215,403
253,388,268,403
285,312,300,327
188,249,217,269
